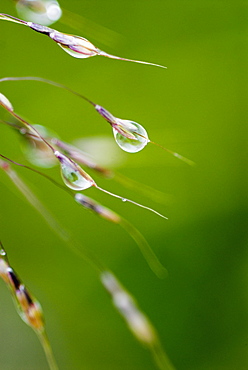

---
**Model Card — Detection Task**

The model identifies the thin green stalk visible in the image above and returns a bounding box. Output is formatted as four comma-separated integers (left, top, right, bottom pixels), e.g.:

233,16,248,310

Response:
150,341,176,370
120,218,167,279
36,330,59,370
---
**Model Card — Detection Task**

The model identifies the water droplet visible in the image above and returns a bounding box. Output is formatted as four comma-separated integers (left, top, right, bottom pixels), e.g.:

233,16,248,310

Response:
50,31,98,58
54,151,94,190
0,249,6,257
113,120,149,153
122,198,127,202
16,0,62,26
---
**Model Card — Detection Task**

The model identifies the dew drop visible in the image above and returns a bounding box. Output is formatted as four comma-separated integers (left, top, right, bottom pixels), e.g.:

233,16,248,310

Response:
56,43,95,59
113,120,149,153
122,198,127,202
51,33,98,59
54,151,94,190
0,249,6,257
16,0,62,26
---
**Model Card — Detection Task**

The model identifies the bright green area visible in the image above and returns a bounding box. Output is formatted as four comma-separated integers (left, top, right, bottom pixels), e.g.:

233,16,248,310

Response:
0,1,247,369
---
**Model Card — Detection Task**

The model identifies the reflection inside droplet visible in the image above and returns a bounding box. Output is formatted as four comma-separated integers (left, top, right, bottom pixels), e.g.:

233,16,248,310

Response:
54,151,94,190
113,120,149,153
54,35,98,59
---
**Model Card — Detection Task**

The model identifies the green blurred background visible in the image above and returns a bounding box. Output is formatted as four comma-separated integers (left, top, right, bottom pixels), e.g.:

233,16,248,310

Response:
0,0,247,369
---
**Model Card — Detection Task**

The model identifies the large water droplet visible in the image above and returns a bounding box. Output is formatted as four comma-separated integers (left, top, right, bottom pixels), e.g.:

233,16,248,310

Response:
16,0,62,26
54,151,94,190
113,120,149,153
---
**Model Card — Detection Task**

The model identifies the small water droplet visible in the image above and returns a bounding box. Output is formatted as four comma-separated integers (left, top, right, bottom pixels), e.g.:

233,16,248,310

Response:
122,198,127,202
113,120,149,153
54,151,94,190
0,249,6,257
16,0,62,26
